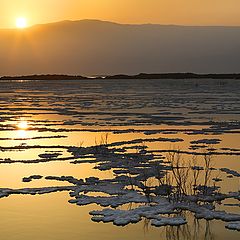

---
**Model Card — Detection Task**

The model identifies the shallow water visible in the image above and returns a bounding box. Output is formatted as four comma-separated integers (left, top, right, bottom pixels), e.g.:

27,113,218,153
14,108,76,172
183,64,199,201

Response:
0,79,239,239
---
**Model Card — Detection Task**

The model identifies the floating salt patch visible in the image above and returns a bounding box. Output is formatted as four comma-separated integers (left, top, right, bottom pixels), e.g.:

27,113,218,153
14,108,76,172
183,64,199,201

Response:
151,216,187,227
226,221,240,231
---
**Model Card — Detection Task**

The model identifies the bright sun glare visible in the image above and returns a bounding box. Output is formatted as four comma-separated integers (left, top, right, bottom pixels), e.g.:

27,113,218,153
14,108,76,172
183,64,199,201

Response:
18,121,29,130
16,17,27,28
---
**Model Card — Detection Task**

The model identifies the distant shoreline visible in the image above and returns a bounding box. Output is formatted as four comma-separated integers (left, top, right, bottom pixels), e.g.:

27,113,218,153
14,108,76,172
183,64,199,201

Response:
1,73,240,80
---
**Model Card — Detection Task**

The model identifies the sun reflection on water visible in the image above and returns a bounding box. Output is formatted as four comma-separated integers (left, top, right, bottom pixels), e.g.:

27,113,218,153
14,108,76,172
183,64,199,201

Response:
17,130,28,138
17,121,29,130
16,120,29,138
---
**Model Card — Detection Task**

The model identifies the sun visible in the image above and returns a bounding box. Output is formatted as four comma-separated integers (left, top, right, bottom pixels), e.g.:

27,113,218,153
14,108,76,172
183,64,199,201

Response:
16,17,27,29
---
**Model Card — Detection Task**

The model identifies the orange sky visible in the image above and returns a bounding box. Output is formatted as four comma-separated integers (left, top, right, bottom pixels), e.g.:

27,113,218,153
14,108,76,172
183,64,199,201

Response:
1,0,240,28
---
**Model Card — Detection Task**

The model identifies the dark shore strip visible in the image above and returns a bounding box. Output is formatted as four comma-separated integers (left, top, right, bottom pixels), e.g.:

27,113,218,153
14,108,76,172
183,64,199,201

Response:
1,73,240,80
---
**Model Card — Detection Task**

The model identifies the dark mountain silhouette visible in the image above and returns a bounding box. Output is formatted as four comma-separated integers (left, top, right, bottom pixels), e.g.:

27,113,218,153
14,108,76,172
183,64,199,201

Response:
1,19,240,76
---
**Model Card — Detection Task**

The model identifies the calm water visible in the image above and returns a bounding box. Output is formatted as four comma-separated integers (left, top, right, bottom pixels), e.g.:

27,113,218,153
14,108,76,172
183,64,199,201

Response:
0,79,239,239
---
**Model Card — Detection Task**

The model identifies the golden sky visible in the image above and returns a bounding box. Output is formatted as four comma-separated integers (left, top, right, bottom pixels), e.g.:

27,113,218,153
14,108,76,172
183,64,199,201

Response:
1,0,240,28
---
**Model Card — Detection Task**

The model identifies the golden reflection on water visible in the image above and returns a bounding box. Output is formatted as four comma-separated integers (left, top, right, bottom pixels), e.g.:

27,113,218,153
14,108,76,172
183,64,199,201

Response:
16,120,30,138
17,130,28,138
17,120,29,130
0,118,238,239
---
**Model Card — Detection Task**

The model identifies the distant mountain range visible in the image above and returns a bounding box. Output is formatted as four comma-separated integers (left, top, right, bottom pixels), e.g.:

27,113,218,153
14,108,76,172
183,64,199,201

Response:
1,20,240,76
